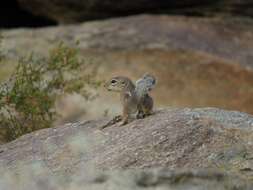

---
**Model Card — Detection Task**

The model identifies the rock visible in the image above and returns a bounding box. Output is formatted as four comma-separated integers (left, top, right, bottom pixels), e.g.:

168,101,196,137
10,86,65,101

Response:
2,15,253,121
1,108,253,180
2,15,253,68
16,0,253,23
1,168,252,190
0,0,57,28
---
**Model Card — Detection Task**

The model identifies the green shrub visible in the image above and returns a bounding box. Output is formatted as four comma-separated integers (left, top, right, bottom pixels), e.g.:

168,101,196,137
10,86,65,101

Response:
0,42,100,142
0,34,2,61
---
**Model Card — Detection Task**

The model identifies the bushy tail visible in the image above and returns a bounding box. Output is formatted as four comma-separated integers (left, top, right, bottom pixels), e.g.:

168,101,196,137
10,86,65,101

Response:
135,73,156,98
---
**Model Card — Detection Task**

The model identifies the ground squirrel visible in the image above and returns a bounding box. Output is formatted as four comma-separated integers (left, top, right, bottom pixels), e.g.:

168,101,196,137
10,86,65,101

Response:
135,74,156,118
102,74,156,128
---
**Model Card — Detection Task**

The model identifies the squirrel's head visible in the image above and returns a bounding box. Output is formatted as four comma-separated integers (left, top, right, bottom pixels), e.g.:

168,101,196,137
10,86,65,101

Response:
104,76,134,92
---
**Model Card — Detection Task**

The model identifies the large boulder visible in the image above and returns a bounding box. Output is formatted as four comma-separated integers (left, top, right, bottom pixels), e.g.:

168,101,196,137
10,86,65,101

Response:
1,108,253,189
0,168,252,189
3,15,253,68
1,108,253,174
16,0,253,23
2,15,253,123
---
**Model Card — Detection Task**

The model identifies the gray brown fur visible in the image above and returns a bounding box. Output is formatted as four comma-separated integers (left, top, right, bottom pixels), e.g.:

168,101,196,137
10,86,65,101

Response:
136,74,156,118
104,76,138,125
104,74,156,126
137,94,154,118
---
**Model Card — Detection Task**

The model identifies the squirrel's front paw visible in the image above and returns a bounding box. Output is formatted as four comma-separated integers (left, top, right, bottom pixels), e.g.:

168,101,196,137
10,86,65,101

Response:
113,115,123,122
118,119,128,126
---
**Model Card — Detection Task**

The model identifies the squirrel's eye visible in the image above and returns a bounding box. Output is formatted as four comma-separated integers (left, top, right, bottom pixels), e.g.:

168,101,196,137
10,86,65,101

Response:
111,79,117,84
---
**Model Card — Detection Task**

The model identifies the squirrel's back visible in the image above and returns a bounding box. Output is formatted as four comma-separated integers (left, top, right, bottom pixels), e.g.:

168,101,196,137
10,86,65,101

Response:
135,74,156,117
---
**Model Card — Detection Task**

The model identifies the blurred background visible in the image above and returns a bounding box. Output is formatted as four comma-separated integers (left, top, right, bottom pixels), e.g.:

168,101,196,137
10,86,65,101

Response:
0,0,253,126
